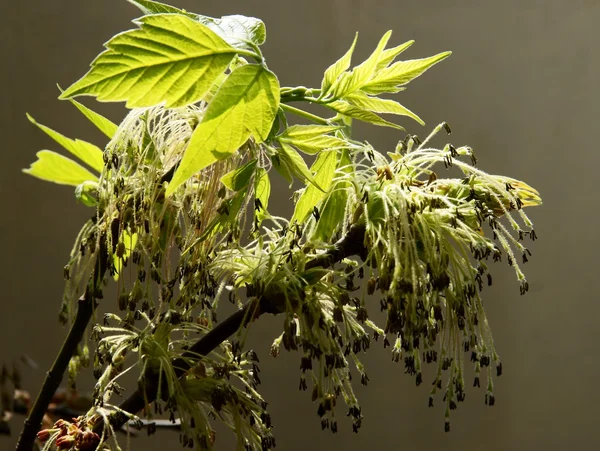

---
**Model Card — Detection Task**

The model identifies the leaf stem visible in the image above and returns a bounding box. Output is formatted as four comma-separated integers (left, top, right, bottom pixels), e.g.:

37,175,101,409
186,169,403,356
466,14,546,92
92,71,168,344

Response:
280,104,329,125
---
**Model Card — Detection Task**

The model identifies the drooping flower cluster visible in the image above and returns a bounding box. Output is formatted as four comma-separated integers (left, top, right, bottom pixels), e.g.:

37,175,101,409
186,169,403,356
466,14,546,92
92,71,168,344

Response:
212,122,540,432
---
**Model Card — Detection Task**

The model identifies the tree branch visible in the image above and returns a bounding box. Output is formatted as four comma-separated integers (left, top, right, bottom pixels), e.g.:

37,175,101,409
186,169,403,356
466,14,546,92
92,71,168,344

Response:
16,239,109,451
103,223,367,432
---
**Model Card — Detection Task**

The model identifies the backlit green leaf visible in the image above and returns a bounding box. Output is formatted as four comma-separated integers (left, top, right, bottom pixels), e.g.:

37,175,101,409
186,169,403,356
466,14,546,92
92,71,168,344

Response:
277,125,347,154
292,149,337,223
60,14,238,108
326,100,404,129
27,114,104,172
254,167,270,224
23,150,99,186
129,1,266,50
375,40,414,71
63,93,119,139
127,0,193,16
328,31,392,100
278,143,323,190
320,33,358,95
198,14,266,49
113,230,138,281
313,149,352,241
362,52,451,95
220,159,257,191
166,64,279,196
345,92,424,125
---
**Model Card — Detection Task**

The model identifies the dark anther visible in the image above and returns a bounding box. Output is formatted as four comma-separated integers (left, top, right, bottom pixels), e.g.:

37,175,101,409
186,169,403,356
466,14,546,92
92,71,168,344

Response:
428,397,434,407
496,362,503,377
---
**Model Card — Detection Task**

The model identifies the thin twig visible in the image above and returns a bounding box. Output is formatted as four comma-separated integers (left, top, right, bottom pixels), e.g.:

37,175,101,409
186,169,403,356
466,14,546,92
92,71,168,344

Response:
16,239,109,451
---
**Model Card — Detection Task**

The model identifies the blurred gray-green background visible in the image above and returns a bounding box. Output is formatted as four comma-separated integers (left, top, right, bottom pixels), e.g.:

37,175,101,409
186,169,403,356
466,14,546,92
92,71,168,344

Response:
2,0,598,449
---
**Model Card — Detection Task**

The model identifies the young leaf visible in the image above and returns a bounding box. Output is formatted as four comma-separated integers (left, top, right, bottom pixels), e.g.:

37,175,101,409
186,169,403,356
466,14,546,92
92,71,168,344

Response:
345,92,424,125
277,125,347,154
254,167,270,223
271,153,293,185
63,95,119,139
127,0,194,16
166,64,279,196
27,114,104,172
362,52,451,95
327,31,392,100
291,149,337,223
60,14,239,108
278,143,323,190
320,33,358,95
313,149,352,241
113,230,138,281
197,15,267,49
220,159,258,191
326,101,404,129
23,150,99,186
375,40,414,71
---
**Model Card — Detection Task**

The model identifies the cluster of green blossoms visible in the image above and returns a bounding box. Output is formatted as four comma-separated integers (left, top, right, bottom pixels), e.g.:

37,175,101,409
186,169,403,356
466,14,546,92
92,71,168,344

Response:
22,1,541,449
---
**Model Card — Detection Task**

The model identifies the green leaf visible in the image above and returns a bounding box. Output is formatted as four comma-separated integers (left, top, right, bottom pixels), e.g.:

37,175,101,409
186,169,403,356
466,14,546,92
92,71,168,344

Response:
326,100,404,129
291,150,337,223
220,159,257,191
113,230,138,281
27,114,104,172
362,52,451,95
313,149,352,241
375,40,414,71
61,90,119,139
127,0,194,16
254,167,270,223
271,153,293,185
328,31,392,100
166,64,279,196
128,1,266,50
320,33,358,95
277,125,347,154
278,143,323,190
23,150,99,186
60,14,238,108
345,92,424,125
198,14,266,49
75,181,99,207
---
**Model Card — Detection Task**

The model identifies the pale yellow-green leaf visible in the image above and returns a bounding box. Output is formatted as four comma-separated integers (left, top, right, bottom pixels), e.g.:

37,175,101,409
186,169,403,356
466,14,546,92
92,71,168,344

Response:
329,31,392,100
27,114,104,172
220,159,257,191
166,64,279,196
292,150,337,223
279,143,323,190
375,40,414,71
345,92,424,125
362,52,451,95
313,149,353,241
278,125,347,155
23,150,99,186
60,14,238,108
320,33,358,95
327,100,404,129
113,230,138,281
279,125,342,139
254,167,270,223
63,95,119,139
